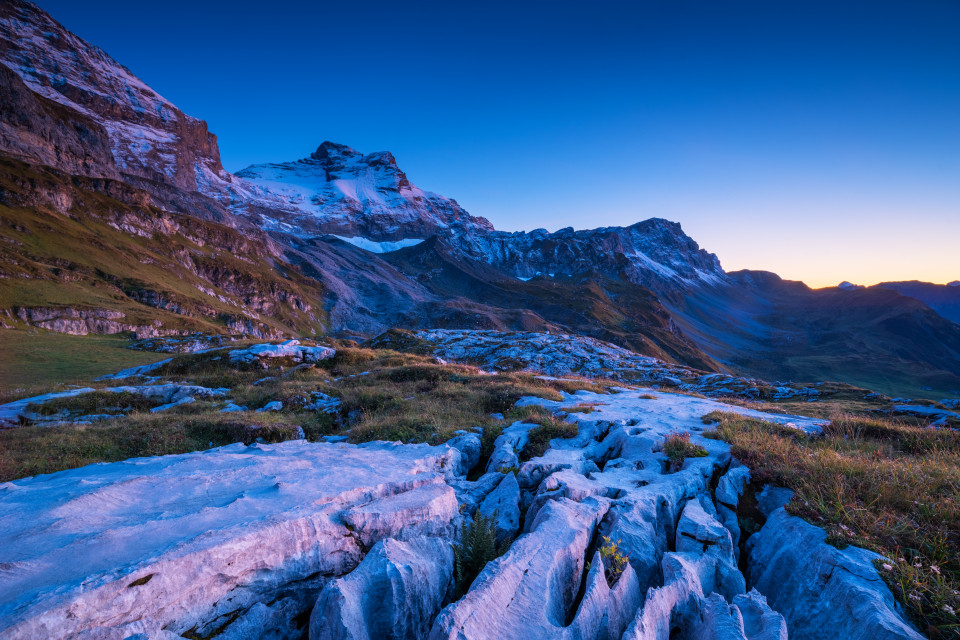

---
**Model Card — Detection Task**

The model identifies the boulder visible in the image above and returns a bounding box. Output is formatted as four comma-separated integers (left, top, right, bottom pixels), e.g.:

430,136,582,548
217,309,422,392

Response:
229,340,335,364
478,472,521,542
310,537,454,640
747,508,924,640
445,431,481,476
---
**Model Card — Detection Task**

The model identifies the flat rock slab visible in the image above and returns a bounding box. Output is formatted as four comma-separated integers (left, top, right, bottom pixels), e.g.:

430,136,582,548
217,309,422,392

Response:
519,387,827,434
0,440,458,639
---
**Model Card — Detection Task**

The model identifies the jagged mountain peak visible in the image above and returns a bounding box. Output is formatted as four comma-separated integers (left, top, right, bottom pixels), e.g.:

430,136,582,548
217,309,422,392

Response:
309,141,400,172
311,141,360,161
233,143,493,241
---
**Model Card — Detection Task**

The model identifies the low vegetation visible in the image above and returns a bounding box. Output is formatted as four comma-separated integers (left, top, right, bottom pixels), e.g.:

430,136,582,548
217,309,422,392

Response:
704,411,960,637
504,405,580,460
0,412,304,482
0,331,168,404
662,431,708,466
25,390,165,416
0,345,605,483
453,512,510,595
599,535,629,586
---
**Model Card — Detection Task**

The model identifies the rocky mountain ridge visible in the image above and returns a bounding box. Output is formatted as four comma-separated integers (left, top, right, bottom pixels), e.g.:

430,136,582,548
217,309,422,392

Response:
1,0,958,397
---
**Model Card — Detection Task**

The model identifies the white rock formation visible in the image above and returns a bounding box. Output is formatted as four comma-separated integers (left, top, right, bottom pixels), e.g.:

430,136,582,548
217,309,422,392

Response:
485,420,538,472
429,497,609,639
0,440,459,640
0,383,230,426
0,382,925,640
445,431,482,476
747,508,925,640
309,537,454,640
228,340,336,365
477,472,521,542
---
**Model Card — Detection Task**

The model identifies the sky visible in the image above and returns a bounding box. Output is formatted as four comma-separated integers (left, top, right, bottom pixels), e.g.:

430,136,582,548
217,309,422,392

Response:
36,0,960,288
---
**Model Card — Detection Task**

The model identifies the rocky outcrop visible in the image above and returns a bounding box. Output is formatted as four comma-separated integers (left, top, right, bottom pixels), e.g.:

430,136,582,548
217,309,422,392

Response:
14,306,165,337
477,471,522,543
0,383,229,427
0,440,461,640
449,217,728,297
0,382,927,639
309,537,454,640
0,63,116,178
375,328,838,402
228,339,336,365
747,508,925,640
430,497,610,639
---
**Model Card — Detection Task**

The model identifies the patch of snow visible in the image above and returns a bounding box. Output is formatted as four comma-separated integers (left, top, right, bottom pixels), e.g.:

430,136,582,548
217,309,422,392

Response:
332,236,424,254
628,251,679,279
837,281,864,290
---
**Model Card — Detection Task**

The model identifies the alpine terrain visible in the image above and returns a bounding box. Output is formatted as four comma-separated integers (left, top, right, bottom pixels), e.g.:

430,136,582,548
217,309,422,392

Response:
0,2,957,640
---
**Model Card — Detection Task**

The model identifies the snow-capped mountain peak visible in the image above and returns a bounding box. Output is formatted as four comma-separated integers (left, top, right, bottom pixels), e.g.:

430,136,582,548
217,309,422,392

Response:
233,143,494,241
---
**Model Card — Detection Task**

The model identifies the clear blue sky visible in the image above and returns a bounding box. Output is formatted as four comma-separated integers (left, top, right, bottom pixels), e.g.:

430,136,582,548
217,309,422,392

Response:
36,0,960,287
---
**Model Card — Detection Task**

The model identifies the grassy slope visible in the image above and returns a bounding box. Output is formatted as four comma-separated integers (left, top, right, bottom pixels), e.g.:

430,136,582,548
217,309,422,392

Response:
0,159,327,337
0,330,167,403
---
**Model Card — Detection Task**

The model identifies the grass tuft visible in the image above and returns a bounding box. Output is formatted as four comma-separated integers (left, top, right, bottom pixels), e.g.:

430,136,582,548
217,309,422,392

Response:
706,411,960,637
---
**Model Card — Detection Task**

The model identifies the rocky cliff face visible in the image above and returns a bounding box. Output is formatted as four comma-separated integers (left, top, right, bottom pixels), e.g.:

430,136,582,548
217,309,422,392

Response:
452,217,727,297
0,0,222,192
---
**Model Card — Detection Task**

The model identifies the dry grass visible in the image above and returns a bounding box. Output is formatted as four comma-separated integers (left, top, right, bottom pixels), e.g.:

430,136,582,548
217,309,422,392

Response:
704,411,960,637
662,431,708,465
0,411,302,482
522,419,579,460
0,347,602,483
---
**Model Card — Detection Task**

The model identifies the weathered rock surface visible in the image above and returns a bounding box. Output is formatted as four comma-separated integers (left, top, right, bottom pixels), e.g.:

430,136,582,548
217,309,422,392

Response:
445,431,481,476
477,471,521,542
0,383,229,427
429,497,610,639
0,380,926,640
0,440,459,640
309,537,454,640
747,508,925,640
228,339,336,364
485,420,538,472
397,329,841,402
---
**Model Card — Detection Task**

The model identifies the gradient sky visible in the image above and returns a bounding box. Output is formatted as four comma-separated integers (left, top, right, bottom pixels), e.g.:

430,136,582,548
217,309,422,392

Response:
36,0,960,287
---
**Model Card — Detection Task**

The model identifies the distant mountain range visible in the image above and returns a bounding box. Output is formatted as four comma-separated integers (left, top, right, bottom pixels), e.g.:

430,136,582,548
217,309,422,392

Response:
0,0,957,398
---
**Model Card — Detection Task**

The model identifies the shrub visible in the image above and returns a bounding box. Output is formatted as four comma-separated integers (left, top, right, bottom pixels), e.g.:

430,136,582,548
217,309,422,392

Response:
560,403,598,414
599,535,629,586
454,512,509,595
